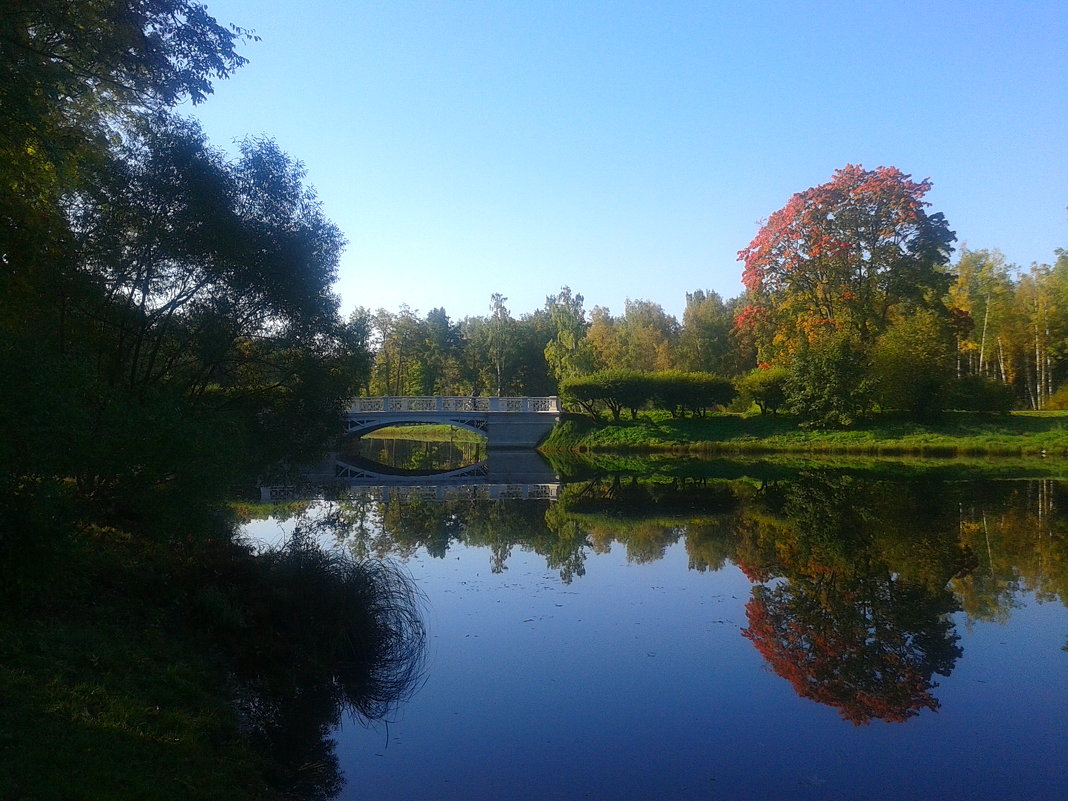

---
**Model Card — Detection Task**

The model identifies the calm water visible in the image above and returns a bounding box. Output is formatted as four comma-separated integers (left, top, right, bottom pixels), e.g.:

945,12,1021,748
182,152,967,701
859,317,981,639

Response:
244,468,1068,801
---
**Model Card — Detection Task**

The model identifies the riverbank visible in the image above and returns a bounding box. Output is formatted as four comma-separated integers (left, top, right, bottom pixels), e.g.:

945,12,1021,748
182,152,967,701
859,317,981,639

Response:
0,503,424,800
0,522,280,801
541,410,1068,457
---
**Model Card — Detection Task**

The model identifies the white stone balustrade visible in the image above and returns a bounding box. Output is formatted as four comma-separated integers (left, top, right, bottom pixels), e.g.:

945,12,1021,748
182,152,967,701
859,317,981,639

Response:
347,396,560,414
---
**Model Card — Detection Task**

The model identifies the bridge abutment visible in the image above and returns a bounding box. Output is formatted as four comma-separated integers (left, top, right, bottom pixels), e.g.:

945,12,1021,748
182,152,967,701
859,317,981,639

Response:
484,412,558,448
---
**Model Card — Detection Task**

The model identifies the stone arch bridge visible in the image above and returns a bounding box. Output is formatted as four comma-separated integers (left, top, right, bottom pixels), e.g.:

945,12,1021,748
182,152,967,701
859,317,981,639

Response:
344,396,561,448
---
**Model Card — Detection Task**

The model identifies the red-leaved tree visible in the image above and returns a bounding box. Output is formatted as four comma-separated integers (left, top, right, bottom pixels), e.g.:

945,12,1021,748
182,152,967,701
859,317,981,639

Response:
737,165,956,360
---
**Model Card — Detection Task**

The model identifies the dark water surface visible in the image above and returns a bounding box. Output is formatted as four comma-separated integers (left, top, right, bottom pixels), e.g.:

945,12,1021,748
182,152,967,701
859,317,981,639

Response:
244,470,1068,800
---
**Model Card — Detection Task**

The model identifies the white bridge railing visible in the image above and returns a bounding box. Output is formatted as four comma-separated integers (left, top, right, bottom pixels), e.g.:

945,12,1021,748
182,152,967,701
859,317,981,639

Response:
346,396,560,414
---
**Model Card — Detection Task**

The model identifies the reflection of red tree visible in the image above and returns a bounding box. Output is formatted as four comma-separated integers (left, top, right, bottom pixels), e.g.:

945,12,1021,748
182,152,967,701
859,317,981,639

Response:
734,558,774,583
742,585,941,725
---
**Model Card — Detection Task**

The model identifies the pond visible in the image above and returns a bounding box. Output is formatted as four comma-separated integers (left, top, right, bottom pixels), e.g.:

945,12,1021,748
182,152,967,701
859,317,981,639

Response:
243,463,1068,800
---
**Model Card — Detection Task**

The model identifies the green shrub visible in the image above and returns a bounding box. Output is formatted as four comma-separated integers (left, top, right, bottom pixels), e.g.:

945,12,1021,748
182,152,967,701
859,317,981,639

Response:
735,366,790,415
560,370,649,420
647,371,734,417
561,370,735,419
869,310,955,421
785,332,873,427
946,375,1015,413
1046,384,1068,410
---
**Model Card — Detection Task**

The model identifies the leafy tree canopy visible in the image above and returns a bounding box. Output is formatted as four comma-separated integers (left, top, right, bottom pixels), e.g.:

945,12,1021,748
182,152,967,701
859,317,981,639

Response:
738,164,956,359
1,0,254,233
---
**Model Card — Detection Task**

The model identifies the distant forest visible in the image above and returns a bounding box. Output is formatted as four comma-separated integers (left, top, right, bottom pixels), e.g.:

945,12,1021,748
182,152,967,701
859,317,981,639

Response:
360,237,1068,420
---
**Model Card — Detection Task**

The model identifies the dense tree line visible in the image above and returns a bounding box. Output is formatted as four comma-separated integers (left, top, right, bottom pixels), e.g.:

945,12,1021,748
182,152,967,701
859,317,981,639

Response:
362,166,1064,427
359,288,750,400
1,2,366,536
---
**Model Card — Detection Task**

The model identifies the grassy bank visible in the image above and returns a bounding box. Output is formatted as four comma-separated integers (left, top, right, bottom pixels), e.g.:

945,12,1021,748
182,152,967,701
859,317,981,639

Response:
362,424,486,442
541,410,1068,458
1,505,424,801
0,525,279,801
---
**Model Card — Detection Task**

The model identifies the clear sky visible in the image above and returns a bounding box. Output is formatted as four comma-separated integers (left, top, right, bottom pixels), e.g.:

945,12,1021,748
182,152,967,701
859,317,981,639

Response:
187,0,1067,322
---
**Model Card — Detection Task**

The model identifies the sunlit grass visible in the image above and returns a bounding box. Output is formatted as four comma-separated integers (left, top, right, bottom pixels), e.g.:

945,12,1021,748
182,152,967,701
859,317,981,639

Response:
361,423,486,442
542,410,1068,458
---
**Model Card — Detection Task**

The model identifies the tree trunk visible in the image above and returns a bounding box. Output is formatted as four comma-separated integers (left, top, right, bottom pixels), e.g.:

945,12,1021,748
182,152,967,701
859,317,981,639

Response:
978,300,991,375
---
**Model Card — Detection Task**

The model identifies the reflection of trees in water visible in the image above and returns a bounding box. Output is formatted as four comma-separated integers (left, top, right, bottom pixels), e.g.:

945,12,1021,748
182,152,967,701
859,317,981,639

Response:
743,573,961,725
556,475,735,564
310,474,741,580
275,472,1067,731
219,530,426,799
725,473,1067,723
733,473,970,724
952,479,1068,622
307,474,1068,617
684,518,737,572
344,436,484,472
547,471,1065,725
330,494,592,583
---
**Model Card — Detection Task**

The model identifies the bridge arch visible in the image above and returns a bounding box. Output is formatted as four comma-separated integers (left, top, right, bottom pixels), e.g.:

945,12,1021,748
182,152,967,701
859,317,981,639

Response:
334,455,489,482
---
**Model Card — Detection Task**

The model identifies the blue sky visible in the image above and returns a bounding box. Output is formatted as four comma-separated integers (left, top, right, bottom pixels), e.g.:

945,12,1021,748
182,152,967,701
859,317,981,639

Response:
188,0,1067,321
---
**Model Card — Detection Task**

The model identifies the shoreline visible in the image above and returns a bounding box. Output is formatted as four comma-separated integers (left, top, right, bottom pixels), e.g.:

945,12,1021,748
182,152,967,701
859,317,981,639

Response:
538,410,1068,459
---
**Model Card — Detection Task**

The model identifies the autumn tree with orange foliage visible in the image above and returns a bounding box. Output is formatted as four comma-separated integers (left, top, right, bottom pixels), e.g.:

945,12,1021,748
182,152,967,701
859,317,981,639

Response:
738,165,957,362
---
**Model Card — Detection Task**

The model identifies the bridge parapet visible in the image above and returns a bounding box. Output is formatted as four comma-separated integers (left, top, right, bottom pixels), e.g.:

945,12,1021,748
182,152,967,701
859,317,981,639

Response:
347,396,560,414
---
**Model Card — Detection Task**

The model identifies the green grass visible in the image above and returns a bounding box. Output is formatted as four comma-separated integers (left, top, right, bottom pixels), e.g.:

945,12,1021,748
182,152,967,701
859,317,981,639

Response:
0,528,279,801
1,504,426,801
542,410,1068,458
363,423,487,442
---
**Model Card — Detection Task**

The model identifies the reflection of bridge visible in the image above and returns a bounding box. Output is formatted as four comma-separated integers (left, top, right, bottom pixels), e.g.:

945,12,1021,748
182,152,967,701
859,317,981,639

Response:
260,449,561,502
344,483,560,502
344,396,561,448
333,455,492,483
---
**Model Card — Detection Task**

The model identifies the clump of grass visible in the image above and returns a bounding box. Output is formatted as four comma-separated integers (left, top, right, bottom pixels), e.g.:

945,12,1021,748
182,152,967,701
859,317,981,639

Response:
206,530,427,798
227,531,427,720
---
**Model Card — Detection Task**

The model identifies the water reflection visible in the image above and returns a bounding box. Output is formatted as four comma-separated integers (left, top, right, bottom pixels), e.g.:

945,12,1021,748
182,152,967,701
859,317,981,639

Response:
743,573,961,724
342,435,484,473
246,467,1068,732
730,473,964,723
